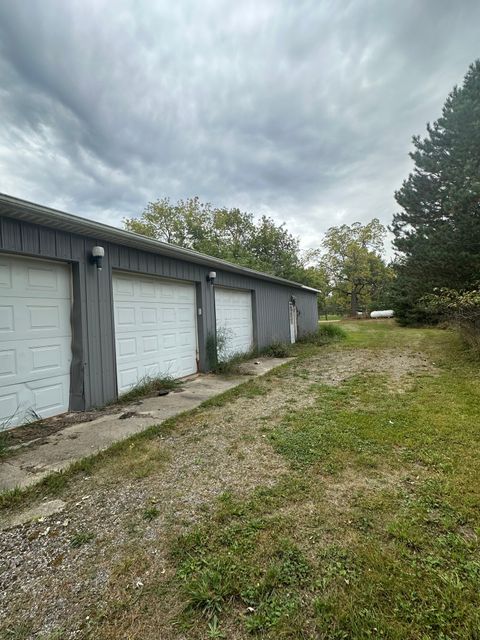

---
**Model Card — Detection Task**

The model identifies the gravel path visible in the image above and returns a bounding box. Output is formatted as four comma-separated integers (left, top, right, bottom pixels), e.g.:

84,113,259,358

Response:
0,347,434,639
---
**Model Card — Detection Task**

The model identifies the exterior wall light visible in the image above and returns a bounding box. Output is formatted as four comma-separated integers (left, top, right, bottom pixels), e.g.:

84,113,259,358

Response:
91,245,105,271
207,270,217,285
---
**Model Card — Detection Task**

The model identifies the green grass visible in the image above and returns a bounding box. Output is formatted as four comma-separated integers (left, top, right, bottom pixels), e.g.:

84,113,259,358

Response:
164,321,480,639
6,321,480,639
70,531,95,548
340,318,439,350
142,505,160,521
299,322,347,344
319,314,342,321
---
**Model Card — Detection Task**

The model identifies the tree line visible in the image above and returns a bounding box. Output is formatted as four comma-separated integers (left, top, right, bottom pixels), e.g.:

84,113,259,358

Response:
124,201,393,316
124,60,480,327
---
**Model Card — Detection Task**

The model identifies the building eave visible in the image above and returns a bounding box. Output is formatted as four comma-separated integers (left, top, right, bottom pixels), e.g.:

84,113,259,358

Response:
0,193,320,293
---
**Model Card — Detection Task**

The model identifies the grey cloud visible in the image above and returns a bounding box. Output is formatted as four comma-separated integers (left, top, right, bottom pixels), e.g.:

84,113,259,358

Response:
0,0,479,251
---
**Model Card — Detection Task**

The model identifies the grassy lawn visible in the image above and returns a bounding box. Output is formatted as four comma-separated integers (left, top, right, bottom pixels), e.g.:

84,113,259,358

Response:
319,313,342,321
2,321,480,639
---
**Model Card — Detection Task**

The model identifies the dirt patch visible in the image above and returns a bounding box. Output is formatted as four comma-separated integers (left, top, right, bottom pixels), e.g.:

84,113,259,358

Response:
308,347,435,388
0,390,187,449
0,409,113,448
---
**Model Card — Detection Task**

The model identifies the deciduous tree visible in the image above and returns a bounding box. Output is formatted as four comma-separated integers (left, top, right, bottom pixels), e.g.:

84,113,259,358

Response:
319,219,392,315
124,197,307,282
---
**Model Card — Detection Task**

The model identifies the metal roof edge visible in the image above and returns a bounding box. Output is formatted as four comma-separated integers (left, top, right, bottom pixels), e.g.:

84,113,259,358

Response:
0,193,320,292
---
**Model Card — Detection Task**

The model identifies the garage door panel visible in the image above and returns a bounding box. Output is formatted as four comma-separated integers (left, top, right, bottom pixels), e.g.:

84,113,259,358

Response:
0,258,70,299
26,265,59,291
0,337,71,382
177,307,194,323
115,305,136,329
118,367,139,392
31,378,68,414
215,288,253,360
0,349,16,382
140,281,156,297
162,308,176,324
142,335,159,354
0,390,19,423
0,255,72,428
113,272,197,394
141,307,158,325
0,305,14,333
0,375,70,423
114,277,135,296
29,343,65,374
0,302,70,342
0,263,12,288
117,336,137,357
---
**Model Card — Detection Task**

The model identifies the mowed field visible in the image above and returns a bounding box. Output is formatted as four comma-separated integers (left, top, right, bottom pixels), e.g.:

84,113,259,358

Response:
1,320,480,639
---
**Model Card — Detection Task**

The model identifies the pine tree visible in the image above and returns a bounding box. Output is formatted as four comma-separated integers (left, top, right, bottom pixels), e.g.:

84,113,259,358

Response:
391,60,480,324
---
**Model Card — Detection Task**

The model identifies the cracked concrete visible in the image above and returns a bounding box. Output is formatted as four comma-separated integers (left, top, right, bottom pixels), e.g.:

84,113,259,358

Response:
0,357,290,493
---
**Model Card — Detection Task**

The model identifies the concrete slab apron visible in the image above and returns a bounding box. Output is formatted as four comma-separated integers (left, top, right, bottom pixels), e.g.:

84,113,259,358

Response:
0,357,291,493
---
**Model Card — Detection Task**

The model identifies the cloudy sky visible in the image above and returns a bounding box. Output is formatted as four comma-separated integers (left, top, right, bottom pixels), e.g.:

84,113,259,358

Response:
0,1,479,253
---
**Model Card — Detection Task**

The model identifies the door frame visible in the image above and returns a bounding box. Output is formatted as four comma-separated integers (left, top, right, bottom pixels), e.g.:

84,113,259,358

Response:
289,300,298,344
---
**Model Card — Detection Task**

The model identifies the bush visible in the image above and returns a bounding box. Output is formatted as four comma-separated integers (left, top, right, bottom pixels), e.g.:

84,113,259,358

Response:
422,287,480,355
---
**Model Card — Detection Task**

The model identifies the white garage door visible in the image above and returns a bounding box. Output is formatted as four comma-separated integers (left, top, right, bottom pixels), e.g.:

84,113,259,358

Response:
215,287,253,360
0,254,72,429
112,272,197,394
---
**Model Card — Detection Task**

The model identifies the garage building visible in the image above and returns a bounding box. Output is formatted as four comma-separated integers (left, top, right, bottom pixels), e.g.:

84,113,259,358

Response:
0,194,319,428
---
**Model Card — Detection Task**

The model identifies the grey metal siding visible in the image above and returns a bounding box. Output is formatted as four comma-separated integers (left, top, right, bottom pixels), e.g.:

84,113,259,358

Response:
212,269,318,347
0,215,318,411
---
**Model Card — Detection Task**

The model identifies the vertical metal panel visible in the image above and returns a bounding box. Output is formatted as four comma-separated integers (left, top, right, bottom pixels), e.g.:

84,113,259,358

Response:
84,260,104,406
20,222,40,254
108,242,119,268
55,231,71,258
1,217,22,250
97,248,117,403
129,248,139,271
146,252,156,274
39,227,56,256
70,261,87,410
0,215,318,413
119,245,129,268
138,250,148,273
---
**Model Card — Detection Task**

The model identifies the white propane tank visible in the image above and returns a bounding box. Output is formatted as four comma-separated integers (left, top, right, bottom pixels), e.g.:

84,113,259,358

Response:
370,310,394,319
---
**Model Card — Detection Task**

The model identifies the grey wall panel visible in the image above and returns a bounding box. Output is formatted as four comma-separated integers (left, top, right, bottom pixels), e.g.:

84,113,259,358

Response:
39,227,56,256
97,248,117,405
20,221,40,254
55,230,71,259
1,217,22,250
0,214,318,412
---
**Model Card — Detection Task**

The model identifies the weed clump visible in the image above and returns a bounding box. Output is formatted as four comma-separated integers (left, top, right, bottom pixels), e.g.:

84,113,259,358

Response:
261,341,292,358
298,324,346,345
118,375,182,404
70,531,95,548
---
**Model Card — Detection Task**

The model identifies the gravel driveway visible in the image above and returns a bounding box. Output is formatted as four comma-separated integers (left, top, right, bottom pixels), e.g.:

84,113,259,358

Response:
0,345,433,639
